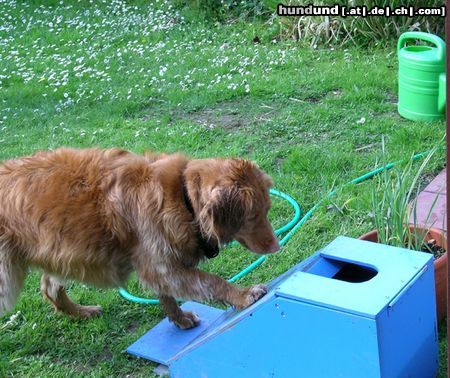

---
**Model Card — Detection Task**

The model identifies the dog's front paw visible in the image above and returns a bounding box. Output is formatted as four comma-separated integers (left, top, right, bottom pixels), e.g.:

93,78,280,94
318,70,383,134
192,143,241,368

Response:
236,284,268,310
173,311,200,330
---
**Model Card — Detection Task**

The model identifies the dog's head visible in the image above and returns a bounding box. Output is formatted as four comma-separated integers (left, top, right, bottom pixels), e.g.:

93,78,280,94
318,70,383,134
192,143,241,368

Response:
184,158,279,254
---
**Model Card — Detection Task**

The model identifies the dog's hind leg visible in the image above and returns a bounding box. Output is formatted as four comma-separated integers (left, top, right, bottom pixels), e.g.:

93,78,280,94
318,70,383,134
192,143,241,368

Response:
0,250,28,317
40,274,102,319
159,294,200,329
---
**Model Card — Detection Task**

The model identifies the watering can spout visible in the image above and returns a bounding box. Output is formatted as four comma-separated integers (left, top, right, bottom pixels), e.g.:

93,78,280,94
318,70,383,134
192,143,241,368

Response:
438,73,446,114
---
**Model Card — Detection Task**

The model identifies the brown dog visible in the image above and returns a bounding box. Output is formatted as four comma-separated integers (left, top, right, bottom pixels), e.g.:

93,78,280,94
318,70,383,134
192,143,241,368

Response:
0,148,279,328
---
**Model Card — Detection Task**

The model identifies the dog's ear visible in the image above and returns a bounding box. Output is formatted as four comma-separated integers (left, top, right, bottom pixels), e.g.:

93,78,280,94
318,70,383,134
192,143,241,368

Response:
229,158,273,189
199,184,253,244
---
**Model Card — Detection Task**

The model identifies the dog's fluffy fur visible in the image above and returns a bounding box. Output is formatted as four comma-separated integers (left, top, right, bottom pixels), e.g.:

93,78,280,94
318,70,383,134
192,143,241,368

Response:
0,148,279,328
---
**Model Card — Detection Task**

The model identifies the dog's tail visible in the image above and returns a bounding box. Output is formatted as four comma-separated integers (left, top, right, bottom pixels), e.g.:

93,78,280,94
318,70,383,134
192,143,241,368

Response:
0,247,27,317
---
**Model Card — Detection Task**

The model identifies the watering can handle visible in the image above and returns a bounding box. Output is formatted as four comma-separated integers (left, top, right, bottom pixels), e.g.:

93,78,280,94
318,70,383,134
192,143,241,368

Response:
398,32,446,61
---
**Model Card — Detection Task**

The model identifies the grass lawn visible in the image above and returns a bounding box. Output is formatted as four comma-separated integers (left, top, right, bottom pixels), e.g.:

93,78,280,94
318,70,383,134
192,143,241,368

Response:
0,1,447,377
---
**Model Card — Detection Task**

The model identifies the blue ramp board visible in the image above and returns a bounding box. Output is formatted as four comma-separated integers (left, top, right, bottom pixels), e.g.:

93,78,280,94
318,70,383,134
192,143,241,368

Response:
126,301,224,365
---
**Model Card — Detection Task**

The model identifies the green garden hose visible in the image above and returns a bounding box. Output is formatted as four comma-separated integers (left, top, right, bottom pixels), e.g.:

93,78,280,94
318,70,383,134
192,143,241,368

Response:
119,150,432,304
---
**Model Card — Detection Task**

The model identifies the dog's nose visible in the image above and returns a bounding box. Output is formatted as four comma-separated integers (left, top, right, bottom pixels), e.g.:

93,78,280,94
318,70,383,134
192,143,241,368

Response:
265,238,280,253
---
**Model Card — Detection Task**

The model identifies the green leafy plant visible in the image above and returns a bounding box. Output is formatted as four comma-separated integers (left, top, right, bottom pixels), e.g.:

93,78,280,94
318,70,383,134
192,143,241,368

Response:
371,141,442,253
272,0,444,47
173,0,271,21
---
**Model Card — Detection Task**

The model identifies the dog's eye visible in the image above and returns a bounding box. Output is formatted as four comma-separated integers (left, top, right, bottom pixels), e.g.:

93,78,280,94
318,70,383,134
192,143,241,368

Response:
247,214,258,222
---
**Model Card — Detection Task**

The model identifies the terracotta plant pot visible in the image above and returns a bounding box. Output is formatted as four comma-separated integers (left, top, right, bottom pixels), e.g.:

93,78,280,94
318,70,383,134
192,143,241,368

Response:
359,227,447,322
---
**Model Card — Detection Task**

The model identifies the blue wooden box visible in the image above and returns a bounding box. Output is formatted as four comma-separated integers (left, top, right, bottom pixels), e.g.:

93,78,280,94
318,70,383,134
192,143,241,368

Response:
127,236,439,377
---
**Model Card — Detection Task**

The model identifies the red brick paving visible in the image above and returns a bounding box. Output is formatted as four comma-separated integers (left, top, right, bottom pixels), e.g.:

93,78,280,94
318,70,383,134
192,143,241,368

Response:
409,168,447,232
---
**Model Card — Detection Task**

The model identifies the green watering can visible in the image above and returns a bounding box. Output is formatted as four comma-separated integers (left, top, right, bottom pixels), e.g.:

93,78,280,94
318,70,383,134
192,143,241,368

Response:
397,31,446,121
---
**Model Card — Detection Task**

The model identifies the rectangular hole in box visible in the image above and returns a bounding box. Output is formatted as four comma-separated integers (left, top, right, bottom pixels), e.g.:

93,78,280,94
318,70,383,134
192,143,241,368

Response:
307,255,378,283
